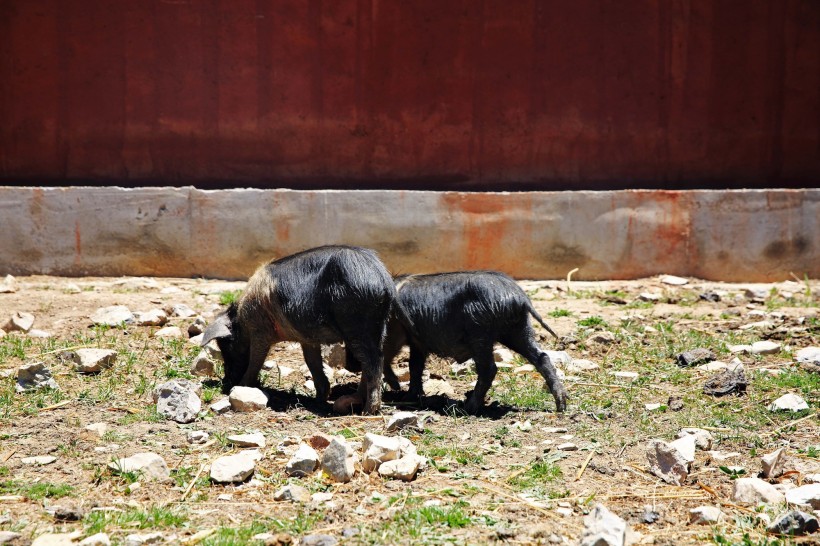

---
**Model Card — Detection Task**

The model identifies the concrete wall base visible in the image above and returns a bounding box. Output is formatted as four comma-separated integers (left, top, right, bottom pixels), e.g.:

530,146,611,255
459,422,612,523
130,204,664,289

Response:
1,187,817,281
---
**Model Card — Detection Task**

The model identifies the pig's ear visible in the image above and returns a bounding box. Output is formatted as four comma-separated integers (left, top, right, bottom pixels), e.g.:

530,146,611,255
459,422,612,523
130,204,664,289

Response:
201,313,232,346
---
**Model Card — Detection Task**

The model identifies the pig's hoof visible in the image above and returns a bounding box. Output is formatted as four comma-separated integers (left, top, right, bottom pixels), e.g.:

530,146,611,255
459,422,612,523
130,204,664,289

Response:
464,397,483,416
332,394,363,415
553,389,569,413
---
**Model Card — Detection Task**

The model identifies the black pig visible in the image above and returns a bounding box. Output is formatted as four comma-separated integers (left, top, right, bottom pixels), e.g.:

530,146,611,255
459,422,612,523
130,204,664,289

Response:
379,271,568,414
200,245,402,414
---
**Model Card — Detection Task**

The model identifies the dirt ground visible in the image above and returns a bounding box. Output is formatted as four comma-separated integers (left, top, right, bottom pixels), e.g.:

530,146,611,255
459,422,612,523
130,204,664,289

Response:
0,274,818,546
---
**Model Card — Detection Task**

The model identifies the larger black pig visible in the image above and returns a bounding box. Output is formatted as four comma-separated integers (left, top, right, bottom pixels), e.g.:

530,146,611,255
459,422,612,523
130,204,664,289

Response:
379,271,568,414
200,245,401,414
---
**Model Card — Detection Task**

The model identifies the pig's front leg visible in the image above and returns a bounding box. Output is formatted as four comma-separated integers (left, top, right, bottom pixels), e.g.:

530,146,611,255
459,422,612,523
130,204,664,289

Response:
302,343,331,402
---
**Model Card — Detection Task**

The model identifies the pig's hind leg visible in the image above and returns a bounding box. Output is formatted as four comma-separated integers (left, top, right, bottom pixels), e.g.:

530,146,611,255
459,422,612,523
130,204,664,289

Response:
501,325,568,412
301,343,331,402
464,341,497,415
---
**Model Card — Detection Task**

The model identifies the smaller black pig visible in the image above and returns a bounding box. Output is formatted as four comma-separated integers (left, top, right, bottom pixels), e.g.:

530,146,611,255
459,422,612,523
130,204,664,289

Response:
380,271,568,414
200,245,402,414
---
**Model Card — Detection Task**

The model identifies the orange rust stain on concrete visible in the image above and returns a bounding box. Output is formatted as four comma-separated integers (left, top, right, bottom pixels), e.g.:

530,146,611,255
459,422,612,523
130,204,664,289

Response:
74,220,82,265
441,193,524,271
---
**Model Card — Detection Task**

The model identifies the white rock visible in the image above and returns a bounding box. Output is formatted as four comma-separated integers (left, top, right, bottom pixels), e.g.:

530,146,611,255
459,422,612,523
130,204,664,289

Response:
677,428,714,451
646,440,690,485
796,347,820,364
697,361,729,372
90,305,133,326
210,453,256,483
450,361,472,376
321,437,356,483
493,347,516,363
274,484,311,503
385,412,423,432
588,331,616,344
660,275,688,286
557,443,578,451
728,344,753,354
644,403,662,411
311,492,334,505
153,379,202,424
153,326,183,339
580,504,627,546
556,507,573,517
22,455,56,465
286,444,320,477
109,452,170,480
32,533,82,546
16,361,60,392
805,473,820,484
761,448,787,478
668,435,697,463
27,329,51,338
227,432,266,448
707,450,741,461
732,477,785,505
769,393,810,412
168,304,196,318
3,311,34,333
638,292,661,302
229,386,268,412
85,422,108,437
513,364,535,374
785,483,820,509
73,349,117,373
362,433,415,473
611,371,639,382
751,341,781,355
187,430,209,444
210,398,231,414
514,420,533,431
132,309,168,327
544,351,572,367
0,274,17,293
190,351,217,377
378,454,426,481
689,506,724,524
566,359,599,373
79,533,111,546
423,378,456,398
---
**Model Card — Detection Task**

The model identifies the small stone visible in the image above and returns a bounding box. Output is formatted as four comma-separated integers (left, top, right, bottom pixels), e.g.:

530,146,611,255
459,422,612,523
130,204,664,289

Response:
514,364,536,374
187,430,209,444
732,477,785,505
751,341,781,355
669,434,697,463
227,432,266,448
286,444,320,477
566,359,599,373
493,347,516,363
190,351,217,377
378,454,426,481
3,311,35,333
699,291,722,302
300,535,338,546
321,437,356,483
769,393,809,412
707,450,741,461
79,535,111,546
16,362,60,392
167,303,196,318
27,329,51,338
703,367,746,397
740,320,775,330
676,348,715,368
109,452,170,480
385,411,423,432
660,275,688,286
0,274,17,293
362,433,415,472
588,331,616,344
580,504,628,546
153,326,183,339
638,292,661,302
132,309,168,327
544,351,572,367
85,422,108,437
646,440,690,485
514,420,533,431
667,396,684,411
210,452,256,483
785,483,820,509
187,317,207,337
153,379,202,424
90,305,133,326
229,386,268,412
32,533,82,546
274,484,311,503
761,448,787,479
768,510,819,536
557,443,578,451
210,398,231,414
644,403,663,411
696,361,729,372
796,347,820,365
53,505,84,521
22,455,57,465
423,378,457,398
611,371,639,382
689,506,724,525
729,344,753,354
805,473,820,484
676,428,714,451
72,349,117,373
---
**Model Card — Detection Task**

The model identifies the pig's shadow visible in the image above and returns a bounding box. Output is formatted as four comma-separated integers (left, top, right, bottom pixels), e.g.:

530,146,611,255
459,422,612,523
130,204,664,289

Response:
252,382,519,418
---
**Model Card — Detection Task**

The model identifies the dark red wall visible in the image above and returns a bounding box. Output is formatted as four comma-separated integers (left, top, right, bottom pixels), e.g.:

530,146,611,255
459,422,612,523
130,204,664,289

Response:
1,1,818,190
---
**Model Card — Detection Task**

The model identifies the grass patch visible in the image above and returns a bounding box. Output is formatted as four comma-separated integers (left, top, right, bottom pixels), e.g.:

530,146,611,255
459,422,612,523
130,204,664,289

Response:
577,316,607,328
0,480,74,500
219,290,242,306
84,505,189,534
548,309,572,318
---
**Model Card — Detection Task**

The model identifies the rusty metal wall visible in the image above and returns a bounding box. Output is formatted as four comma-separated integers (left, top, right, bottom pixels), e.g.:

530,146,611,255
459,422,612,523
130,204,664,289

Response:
1,1,819,189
